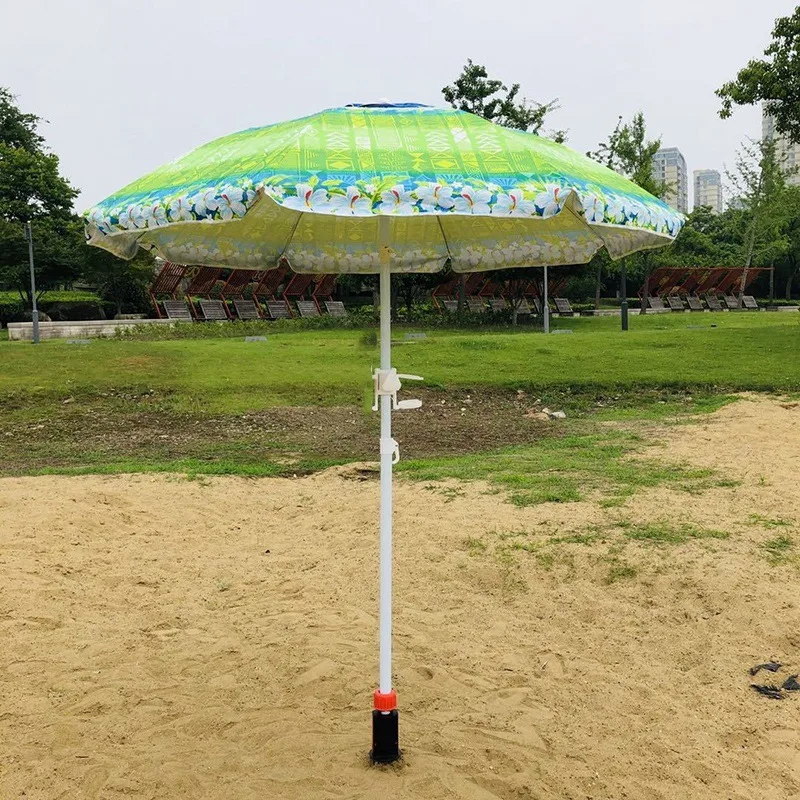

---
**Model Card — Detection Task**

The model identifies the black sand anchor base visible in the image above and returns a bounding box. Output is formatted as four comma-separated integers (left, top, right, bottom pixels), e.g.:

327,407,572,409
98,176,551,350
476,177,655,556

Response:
370,710,400,764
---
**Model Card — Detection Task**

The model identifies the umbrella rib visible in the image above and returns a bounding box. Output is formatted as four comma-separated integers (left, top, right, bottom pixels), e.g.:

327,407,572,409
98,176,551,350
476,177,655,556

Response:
277,211,304,268
436,215,453,262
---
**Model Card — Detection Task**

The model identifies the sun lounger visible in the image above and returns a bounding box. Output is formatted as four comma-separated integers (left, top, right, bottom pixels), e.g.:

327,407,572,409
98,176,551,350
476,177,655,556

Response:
666,295,685,311
515,298,532,315
296,300,321,318
442,299,458,312
553,297,573,315
742,295,759,310
198,300,229,321
325,300,347,317
266,301,292,320
489,298,506,313
647,296,667,312
723,295,741,310
232,299,262,320
163,300,193,321
685,295,704,311
466,297,486,313
705,294,723,311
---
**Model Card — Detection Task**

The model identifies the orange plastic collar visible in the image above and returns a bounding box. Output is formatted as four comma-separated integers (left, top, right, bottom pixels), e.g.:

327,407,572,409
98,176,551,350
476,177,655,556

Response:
373,689,398,711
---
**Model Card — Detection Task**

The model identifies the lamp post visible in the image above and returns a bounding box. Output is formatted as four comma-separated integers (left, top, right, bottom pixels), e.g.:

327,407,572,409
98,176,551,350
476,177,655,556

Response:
24,221,40,344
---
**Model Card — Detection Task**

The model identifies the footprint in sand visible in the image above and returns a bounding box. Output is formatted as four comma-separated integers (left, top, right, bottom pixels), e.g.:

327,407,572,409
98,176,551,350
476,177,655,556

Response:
762,727,800,782
296,658,338,686
535,650,566,678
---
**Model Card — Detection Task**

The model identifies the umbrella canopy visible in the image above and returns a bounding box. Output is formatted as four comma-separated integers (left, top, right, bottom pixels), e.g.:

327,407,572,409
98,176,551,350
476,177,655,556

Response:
84,103,683,273
84,103,682,765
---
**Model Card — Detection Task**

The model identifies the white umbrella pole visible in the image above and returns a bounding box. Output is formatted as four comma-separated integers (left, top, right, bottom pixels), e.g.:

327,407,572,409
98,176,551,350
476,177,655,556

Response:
378,238,393,696
371,215,400,763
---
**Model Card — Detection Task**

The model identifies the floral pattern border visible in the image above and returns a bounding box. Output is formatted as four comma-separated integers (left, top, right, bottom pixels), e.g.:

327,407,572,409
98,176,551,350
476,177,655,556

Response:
84,175,684,242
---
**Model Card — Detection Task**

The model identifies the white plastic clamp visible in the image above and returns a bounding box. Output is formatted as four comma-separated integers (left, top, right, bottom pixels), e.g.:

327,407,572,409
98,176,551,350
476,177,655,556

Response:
380,437,401,465
372,368,424,412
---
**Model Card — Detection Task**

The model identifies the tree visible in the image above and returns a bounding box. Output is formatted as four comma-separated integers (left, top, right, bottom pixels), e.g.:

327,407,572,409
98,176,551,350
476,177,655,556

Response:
726,138,788,294
443,60,565,141
0,88,80,305
717,7,800,144
441,61,565,321
588,112,665,310
81,247,156,316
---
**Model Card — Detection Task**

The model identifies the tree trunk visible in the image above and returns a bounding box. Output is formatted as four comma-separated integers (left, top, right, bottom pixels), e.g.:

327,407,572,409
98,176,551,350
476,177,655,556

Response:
594,261,602,310
457,275,466,312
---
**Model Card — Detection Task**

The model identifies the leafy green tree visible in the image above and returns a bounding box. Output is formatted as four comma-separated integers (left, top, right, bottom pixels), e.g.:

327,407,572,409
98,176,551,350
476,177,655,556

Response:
81,247,156,316
0,87,80,306
441,61,565,321
588,112,665,309
717,7,800,144
442,59,564,141
726,138,788,293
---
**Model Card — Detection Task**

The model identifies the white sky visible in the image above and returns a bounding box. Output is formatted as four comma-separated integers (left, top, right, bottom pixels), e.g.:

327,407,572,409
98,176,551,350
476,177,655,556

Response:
1,0,794,211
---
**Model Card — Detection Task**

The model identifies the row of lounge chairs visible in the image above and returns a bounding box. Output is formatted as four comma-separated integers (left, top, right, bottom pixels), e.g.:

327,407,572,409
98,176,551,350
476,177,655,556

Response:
647,294,760,312
438,296,575,315
160,298,348,322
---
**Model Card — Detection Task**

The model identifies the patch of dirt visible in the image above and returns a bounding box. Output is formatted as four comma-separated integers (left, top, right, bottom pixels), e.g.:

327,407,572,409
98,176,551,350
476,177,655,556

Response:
0,388,556,471
1,396,799,799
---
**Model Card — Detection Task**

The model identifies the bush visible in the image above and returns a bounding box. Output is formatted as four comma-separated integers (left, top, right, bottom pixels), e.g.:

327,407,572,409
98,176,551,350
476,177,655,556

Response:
0,290,113,326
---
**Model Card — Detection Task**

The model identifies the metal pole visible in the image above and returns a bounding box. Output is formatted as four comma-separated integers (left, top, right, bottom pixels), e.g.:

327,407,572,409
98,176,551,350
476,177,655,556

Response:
769,265,775,307
371,214,400,763
543,263,550,333
25,222,40,344
620,263,629,331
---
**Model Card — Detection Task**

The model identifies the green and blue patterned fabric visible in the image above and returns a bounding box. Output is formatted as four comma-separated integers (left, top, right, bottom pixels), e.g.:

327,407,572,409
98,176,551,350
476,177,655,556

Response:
84,103,683,273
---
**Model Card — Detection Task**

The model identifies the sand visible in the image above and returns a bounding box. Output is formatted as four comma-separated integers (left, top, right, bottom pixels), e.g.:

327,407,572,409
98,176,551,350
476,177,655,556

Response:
1,396,799,799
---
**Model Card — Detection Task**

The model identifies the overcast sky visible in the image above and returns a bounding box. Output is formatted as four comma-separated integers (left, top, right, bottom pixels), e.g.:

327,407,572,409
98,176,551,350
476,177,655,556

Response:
1,0,794,211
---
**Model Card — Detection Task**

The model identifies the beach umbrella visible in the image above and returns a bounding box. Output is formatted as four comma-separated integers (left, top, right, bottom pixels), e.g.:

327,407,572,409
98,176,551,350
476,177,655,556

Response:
84,102,683,763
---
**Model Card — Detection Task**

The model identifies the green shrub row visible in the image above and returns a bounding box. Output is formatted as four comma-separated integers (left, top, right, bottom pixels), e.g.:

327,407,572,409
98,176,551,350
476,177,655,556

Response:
0,291,114,326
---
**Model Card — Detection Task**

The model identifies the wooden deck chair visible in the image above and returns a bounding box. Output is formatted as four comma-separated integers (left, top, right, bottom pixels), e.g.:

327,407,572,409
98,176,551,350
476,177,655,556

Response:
296,300,320,318
647,296,667,312
220,268,264,301
232,299,262,320
685,295,705,311
723,295,742,310
149,261,187,318
163,300,193,321
467,297,486,313
282,273,315,309
432,276,460,310
705,294,723,311
442,299,459,312
185,266,226,318
515,298,532,315
311,274,338,311
252,265,289,303
198,299,229,321
266,301,292,320
553,297,574,315
742,295,759,310
325,300,347,317
666,295,686,311
489,298,506,313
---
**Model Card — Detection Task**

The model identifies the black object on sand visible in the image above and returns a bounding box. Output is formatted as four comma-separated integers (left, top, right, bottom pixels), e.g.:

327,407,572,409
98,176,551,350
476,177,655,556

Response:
750,684,784,699
781,675,800,691
749,661,782,676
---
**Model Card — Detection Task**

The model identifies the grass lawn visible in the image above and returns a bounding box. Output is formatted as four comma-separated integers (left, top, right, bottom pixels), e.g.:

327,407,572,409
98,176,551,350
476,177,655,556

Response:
1,311,798,413
0,311,797,481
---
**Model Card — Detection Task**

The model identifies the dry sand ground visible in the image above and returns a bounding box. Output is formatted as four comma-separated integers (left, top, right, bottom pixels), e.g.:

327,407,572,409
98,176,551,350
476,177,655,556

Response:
1,396,799,799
